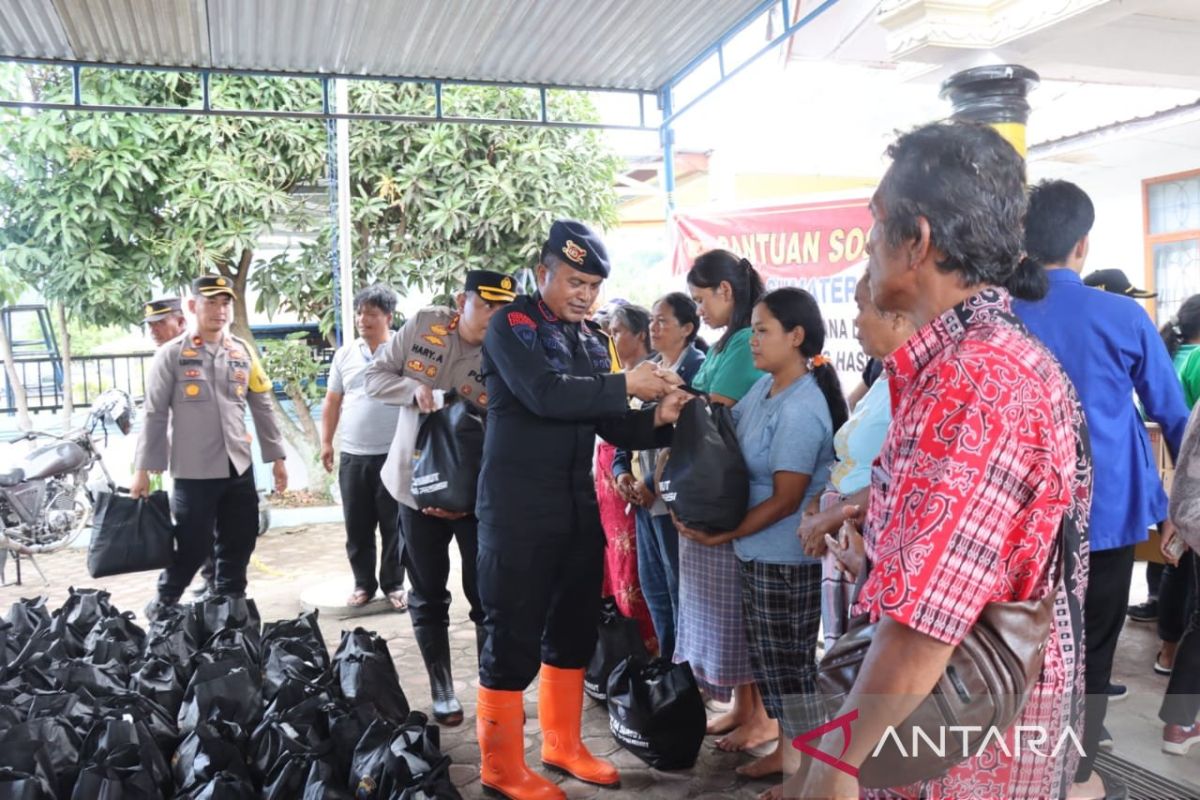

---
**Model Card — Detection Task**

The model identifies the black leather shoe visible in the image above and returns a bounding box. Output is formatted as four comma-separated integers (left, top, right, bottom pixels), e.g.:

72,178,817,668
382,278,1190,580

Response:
1127,599,1159,622
413,626,463,726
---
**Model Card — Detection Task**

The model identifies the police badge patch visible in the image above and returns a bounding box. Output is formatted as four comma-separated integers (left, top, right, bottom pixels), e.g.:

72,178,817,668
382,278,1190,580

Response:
508,312,538,349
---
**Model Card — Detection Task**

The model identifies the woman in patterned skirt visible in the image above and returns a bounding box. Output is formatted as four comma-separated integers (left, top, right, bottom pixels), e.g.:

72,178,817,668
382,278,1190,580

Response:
676,287,845,793
675,250,771,751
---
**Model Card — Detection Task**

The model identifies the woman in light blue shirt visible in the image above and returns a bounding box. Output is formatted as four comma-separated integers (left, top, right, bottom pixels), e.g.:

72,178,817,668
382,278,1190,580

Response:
676,287,846,789
798,275,913,649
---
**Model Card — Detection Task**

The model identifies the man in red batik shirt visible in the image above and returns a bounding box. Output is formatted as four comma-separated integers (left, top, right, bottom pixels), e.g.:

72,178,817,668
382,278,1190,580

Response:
797,121,1092,800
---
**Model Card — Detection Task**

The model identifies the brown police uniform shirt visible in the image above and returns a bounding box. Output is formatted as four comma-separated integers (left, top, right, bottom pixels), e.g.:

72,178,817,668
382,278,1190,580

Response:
364,307,487,510
135,331,286,478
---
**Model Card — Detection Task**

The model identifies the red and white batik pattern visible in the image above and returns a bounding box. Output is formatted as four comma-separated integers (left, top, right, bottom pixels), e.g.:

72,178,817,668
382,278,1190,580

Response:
855,288,1092,800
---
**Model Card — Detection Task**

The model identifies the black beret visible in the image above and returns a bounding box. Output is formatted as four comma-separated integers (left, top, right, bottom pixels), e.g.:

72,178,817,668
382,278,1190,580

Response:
543,219,610,278
465,270,517,303
192,274,236,299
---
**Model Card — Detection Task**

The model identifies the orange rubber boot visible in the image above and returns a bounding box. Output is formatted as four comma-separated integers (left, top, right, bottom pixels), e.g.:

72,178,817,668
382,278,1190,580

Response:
477,687,565,800
538,664,621,787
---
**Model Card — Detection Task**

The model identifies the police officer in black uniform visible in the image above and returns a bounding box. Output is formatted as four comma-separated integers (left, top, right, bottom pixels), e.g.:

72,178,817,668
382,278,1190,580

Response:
474,220,689,800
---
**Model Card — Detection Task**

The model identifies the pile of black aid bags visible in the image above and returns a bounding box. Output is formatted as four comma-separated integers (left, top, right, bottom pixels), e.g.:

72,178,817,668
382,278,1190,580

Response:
0,588,461,800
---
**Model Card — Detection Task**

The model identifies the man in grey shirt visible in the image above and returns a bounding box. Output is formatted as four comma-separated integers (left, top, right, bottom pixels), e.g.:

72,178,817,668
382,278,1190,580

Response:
321,285,405,610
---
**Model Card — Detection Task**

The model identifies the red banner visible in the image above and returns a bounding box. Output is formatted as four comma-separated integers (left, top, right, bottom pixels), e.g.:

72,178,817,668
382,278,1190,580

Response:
671,198,874,279
670,197,876,384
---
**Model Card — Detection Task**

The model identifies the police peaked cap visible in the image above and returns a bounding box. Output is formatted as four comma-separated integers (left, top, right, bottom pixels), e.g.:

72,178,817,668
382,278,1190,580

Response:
192,274,237,299
1083,268,1156,299
544,219,610,278
466,270,517,303
143,296,183,322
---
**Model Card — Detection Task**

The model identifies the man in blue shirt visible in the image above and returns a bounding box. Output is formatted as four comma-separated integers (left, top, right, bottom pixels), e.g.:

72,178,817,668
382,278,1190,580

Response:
1014,179,1189,798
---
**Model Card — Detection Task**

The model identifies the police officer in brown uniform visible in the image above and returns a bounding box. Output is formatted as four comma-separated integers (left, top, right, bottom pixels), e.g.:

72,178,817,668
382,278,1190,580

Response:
365,269,512,725
143,297,187,347
132,275,287,612
142,293,219,598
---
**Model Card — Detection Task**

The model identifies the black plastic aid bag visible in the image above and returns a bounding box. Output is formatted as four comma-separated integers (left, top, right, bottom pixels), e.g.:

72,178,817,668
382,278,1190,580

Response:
606,656,706,770
658,396,749,534
86,490,175,578
410,398,484,514
584,597,648,702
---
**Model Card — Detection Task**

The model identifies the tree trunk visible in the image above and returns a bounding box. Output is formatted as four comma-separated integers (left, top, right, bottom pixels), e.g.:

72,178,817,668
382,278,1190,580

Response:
223,249,329,497
0,311,33,432
56,302,74,429
224,249,255,344
286,385,322,447
284,384,328,494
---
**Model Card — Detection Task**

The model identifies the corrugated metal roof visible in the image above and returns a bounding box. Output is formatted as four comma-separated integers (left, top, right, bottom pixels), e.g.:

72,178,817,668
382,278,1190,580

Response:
0,0,770,91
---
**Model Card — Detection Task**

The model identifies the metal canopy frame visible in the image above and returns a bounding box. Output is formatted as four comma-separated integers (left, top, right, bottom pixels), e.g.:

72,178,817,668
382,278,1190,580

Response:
0,0,838,157
0,0,839,339
0,56,658,132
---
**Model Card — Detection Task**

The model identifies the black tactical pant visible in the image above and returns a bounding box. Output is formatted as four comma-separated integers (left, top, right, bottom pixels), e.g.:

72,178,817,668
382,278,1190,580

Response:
476,520,605,691
1075,544,1135,782
398,505,483,631
158,461,258,601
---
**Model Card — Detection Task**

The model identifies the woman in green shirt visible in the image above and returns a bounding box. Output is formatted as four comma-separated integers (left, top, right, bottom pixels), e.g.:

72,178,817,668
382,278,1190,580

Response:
675,249,772,753
1163,294,1200,408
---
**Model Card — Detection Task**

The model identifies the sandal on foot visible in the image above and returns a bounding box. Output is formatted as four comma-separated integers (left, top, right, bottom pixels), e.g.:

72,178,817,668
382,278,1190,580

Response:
347,588,372,608
387,589,408,612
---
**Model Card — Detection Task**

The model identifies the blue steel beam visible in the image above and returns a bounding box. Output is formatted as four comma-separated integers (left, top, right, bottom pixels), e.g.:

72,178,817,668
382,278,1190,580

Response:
657,0,840,130
659,0,779,106
659,87,676,212
654,0,840,217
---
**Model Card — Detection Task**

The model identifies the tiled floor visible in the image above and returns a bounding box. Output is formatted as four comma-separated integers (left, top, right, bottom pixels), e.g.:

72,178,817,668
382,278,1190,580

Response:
3,521,1198,798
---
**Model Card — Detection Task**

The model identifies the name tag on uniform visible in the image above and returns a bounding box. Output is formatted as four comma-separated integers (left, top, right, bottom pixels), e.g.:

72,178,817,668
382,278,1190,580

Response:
178,358,202,366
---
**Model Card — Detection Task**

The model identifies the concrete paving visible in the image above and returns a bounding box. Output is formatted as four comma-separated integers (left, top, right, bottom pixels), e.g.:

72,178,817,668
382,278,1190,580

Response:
3,520,1197,798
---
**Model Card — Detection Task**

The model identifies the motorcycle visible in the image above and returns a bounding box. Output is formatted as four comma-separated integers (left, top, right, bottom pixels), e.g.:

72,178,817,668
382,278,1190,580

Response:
0,389,131,582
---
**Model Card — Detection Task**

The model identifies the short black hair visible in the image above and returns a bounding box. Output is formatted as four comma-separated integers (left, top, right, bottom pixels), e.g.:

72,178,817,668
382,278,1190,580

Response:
539,246,565,272
1025,179,1095,265
877,121,1026,287
1162,293,1200,358
353,284,397,316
